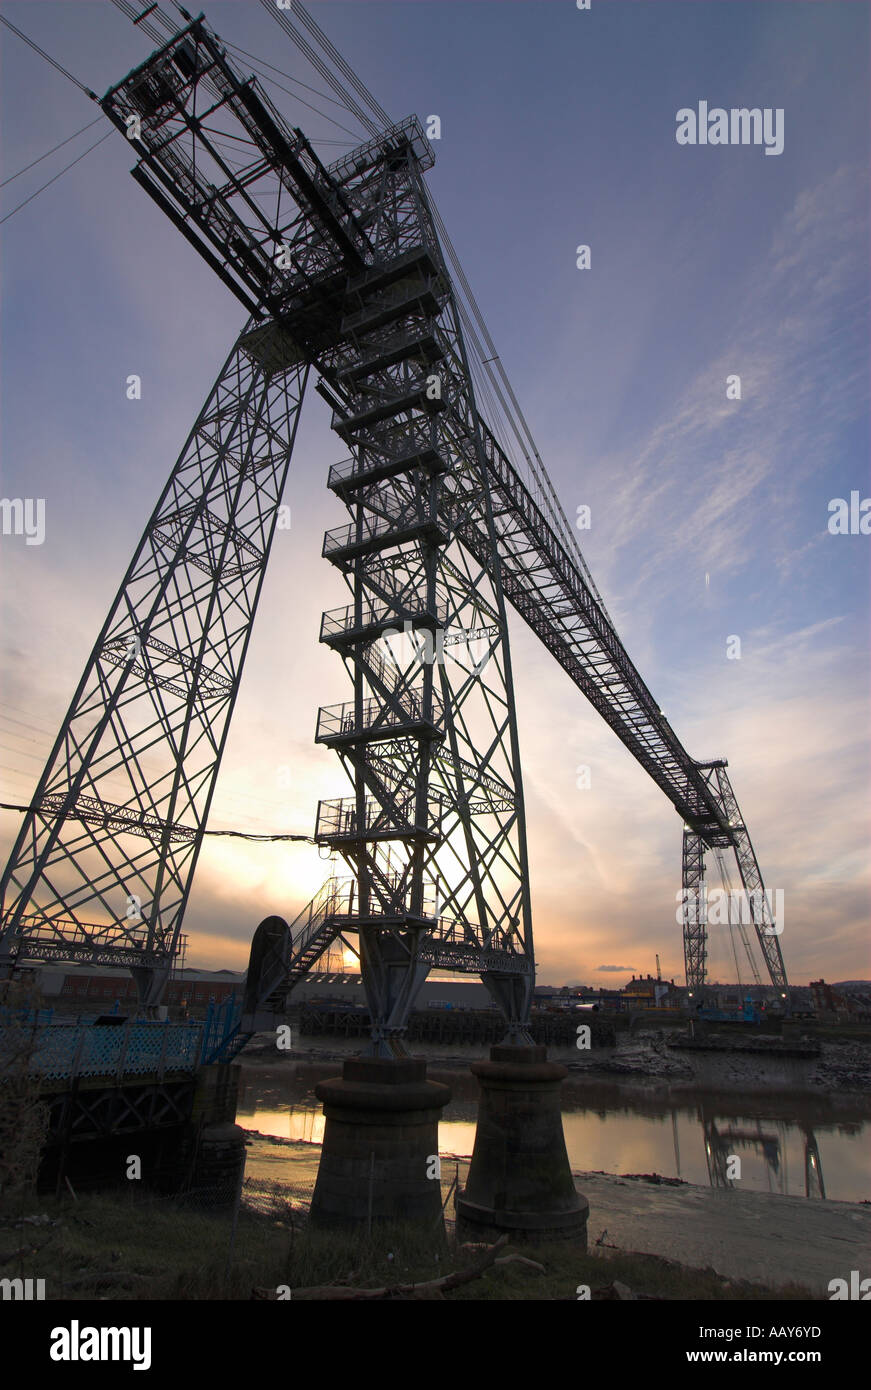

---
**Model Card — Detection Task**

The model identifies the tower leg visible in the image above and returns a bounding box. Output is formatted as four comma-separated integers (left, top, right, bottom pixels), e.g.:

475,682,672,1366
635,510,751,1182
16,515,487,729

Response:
358,928,430,1058
481,970,534,1044
0,336,308,999
130,962,172,1016
682,829,707,998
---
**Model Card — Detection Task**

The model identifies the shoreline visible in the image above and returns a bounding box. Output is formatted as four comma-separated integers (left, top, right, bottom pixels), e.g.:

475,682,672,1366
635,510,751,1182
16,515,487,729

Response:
239,1129,871,1296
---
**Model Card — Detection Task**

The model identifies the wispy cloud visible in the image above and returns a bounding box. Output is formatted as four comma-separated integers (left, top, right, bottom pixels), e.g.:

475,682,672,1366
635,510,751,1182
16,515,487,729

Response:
597,164,868,612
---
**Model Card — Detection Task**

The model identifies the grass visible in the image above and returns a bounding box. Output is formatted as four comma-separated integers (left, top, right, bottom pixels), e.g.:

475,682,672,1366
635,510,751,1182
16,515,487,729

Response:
0,1189,286,1300
0,1189,820,1301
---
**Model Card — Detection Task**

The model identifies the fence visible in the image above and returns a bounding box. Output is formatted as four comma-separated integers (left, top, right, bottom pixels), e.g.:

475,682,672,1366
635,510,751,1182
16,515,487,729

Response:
0,993,243,1083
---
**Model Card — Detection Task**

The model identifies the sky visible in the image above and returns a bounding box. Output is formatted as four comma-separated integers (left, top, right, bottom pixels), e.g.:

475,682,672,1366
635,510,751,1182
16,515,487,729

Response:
0,0,869,988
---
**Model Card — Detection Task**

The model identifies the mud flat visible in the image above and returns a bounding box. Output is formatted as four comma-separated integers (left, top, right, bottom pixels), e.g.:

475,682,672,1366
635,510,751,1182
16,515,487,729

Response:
563,1032,871,1103
572,1171,870,1294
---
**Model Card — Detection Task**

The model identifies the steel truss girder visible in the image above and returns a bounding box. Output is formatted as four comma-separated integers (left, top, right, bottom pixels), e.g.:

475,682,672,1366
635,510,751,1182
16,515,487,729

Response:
45,1078,195,1144
449,425,729,831
0,331,308,1002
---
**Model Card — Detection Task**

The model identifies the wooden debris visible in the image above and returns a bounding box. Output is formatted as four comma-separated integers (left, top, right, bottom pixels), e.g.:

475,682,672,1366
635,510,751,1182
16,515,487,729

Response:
252,1234,512,1301
494,1254,545,1274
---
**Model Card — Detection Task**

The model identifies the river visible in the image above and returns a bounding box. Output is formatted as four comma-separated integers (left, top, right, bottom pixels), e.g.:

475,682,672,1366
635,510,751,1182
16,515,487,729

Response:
236,1061,870,1203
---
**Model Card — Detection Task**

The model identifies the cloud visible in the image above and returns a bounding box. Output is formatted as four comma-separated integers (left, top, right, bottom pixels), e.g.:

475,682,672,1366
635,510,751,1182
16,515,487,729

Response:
596,164,869,617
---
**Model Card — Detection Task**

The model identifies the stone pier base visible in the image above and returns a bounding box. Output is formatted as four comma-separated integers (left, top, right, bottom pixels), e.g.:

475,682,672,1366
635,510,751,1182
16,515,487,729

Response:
187,1121,247,1206
309,1057,451,1229
179,1063,246,1207
456,1044,589,1244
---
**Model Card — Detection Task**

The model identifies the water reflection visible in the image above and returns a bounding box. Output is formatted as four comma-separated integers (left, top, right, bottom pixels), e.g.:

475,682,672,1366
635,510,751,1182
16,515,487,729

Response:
701,1110,829,1198
236,1065,870,1203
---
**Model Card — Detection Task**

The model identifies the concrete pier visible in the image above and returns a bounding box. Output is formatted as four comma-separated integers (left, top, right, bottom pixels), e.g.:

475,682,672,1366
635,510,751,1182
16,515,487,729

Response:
309,1056,451,1228
457,1044,589,1243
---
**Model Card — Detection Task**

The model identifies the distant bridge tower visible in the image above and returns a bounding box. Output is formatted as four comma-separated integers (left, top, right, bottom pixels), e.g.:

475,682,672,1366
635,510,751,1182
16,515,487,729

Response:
682,762,787,999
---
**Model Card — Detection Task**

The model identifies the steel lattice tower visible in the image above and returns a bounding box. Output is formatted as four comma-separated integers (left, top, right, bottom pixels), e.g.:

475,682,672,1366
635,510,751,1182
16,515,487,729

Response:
0,13,788,1029
681,762,787,997
0,324,307,1005
308,133,535,1048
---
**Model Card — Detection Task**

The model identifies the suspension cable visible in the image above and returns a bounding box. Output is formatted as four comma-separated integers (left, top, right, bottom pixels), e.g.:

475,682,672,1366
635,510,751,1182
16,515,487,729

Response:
222,44,363,141
290,0,392,129
255,0,381,138
108,0,174,47
223,40,363,115
428,193,613,621
0,801,314,842
0,14,98,99
715,849,744,987
0,130,114,227
714,848,762,987
0,115,103,188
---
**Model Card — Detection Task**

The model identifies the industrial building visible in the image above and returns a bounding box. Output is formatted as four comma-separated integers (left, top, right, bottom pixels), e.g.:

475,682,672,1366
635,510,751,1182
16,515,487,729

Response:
18,960,495,1018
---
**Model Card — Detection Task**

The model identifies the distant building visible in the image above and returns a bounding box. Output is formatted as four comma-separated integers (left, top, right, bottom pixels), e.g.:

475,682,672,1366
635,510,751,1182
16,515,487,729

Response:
809,978,864,1019
19,960,243,1015
621,973,682,1008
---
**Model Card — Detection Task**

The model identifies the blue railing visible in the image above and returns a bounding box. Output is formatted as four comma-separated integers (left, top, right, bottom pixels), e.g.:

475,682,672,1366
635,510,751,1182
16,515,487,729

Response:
2,1019,203,1081
200,994,244,1065
0,993,247,1080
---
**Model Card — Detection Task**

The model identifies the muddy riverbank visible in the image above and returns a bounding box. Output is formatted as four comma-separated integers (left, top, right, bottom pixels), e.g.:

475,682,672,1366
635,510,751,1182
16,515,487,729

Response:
238,1026,871,1102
